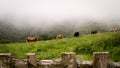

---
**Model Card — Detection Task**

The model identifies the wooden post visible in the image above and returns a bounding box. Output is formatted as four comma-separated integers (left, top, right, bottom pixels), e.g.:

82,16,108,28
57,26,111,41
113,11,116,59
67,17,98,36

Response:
0,53,12,68
61,52,77,68
93,52,109,68
26,53,37,68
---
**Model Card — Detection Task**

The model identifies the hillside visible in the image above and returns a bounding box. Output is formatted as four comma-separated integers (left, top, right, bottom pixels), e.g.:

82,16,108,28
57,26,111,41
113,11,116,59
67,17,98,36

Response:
0,31,120,61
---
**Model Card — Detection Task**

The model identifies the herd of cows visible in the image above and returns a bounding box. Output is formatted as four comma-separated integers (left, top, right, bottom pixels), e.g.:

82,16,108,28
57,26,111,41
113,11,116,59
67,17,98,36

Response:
26,27,118,42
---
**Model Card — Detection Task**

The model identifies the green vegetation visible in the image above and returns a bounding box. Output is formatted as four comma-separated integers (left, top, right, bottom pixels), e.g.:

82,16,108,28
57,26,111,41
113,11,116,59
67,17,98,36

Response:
0,32,120,61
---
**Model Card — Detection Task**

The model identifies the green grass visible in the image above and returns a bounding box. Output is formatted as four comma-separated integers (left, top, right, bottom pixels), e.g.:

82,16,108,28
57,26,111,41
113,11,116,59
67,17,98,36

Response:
0,31,120,61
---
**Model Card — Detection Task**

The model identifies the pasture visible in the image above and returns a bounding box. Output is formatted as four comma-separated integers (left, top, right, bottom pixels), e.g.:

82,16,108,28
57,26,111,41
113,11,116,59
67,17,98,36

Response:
0,31,120,61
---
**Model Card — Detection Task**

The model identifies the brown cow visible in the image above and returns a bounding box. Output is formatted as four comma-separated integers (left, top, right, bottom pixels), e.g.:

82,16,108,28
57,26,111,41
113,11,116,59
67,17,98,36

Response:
26,36,38,42
110,28,118,32
56,34,63,39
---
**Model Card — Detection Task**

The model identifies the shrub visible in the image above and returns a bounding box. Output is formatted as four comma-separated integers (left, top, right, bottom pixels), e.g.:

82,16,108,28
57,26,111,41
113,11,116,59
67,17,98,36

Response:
0,39,12,44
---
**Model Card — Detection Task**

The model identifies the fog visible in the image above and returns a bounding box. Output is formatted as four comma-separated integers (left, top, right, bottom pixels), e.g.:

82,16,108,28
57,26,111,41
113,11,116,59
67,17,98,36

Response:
0,0,120,42
0,0,120,29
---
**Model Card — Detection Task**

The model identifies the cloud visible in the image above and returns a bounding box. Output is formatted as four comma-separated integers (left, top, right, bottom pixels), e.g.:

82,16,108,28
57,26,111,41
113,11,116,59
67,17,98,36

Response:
0,0,120,27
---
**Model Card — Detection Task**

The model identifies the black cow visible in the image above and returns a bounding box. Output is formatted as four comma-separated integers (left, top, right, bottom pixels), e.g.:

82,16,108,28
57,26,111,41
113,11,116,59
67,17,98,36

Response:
74,32,79,37
91,30,98,34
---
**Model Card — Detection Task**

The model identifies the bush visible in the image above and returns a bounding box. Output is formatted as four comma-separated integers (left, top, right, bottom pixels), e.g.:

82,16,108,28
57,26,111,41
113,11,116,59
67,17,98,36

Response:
40,34,56,40
0,39,12,44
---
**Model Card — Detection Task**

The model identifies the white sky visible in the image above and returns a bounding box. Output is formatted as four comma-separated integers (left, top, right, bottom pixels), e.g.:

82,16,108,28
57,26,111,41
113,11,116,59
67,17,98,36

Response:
0,0,120,26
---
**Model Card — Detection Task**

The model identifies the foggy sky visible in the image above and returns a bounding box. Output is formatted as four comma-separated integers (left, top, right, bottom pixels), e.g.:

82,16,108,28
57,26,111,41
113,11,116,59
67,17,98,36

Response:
0,0,120,27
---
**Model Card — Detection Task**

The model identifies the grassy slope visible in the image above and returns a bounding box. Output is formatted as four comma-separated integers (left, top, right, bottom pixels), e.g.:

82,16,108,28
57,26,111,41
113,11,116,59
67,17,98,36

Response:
0,31,120,61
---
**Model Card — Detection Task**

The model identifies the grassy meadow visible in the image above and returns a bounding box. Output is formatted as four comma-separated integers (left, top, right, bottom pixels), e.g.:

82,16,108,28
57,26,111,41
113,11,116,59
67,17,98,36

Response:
0,31,120,61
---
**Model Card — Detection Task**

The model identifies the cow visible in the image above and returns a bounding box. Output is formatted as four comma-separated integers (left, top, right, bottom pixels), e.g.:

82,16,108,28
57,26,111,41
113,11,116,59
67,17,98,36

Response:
74,32,79,37
26,36,38,42
110,28,118,32
56,34,63,39
91,30,98,34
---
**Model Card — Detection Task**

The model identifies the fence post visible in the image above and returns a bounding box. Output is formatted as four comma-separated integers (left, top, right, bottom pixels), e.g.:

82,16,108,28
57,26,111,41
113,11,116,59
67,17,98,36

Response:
26,53,37,68
61,52,77,68
93,52,109,68
0,53,12,68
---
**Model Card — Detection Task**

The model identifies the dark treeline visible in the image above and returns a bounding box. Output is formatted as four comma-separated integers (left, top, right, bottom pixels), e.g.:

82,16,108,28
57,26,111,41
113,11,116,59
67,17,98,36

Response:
0,20,120,43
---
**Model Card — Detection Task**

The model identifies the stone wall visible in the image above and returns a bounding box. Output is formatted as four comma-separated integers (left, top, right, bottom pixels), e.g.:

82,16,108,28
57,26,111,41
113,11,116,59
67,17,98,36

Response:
0,52,120,68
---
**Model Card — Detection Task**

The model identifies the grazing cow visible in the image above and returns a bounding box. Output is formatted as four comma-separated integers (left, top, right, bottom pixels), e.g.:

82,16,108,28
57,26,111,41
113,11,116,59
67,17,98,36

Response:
91,30,98,34
26,36,38,42
74,32,79,37
110,28,118,32
56,34,63,39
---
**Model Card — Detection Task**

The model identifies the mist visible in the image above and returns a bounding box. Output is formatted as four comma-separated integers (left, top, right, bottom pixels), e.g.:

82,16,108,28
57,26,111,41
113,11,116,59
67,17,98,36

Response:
0,0,120,42
0,0,120,28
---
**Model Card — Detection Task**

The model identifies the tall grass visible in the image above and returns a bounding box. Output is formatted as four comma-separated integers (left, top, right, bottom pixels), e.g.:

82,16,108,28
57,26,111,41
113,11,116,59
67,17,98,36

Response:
0,31,120,61
75,32,120,61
